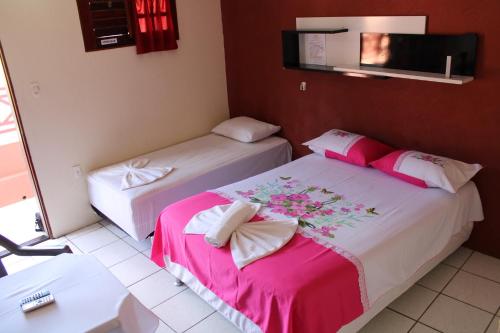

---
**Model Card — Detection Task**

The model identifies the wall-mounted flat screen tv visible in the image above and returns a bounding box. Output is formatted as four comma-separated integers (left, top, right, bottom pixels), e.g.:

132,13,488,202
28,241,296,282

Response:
360,33,478,76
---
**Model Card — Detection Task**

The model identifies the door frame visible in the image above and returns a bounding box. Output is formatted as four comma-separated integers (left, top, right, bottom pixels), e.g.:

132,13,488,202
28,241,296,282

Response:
0,41,53,239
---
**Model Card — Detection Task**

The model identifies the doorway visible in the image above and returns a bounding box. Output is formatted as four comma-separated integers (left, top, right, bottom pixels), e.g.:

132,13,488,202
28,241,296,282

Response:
0,42,50,255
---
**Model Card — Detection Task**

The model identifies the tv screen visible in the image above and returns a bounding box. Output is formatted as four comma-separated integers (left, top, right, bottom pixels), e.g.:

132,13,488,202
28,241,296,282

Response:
360,33,477,76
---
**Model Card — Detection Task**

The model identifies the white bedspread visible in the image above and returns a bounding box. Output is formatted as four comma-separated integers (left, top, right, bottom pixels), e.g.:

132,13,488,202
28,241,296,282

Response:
213,154,484,306
87,134,291,240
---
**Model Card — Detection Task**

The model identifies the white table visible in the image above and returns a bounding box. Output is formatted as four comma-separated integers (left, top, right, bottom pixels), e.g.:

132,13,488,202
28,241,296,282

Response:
0,254,158,333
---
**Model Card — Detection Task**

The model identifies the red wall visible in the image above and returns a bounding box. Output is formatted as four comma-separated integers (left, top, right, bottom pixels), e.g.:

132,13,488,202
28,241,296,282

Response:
220,0,500,258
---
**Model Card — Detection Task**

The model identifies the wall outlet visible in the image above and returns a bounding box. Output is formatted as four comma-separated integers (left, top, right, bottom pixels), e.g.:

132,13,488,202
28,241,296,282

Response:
299,81,307,91
30,81,41,98
72,165,83,179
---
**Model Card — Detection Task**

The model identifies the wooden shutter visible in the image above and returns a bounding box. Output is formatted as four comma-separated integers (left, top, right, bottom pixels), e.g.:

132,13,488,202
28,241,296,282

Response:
76,0,136,52
76,0,179,52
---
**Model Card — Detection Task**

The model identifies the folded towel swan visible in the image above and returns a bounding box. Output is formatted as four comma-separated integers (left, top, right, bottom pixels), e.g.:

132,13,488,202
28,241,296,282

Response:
121,158,173,190
184,200,298,269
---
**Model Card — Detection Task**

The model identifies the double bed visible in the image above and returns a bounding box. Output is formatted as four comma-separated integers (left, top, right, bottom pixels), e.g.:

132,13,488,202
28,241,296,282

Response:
151,153,483,333
87,134,291,241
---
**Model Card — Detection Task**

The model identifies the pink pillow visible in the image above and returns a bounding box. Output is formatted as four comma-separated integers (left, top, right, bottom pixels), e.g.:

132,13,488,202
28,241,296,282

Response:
304,129,394,167
371,150,483,193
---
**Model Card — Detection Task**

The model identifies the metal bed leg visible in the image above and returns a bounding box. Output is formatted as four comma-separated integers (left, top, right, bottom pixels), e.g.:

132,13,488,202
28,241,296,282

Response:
174,278,184,287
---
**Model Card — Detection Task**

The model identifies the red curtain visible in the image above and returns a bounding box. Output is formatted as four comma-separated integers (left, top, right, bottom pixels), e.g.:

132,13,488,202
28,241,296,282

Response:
134,0,178,54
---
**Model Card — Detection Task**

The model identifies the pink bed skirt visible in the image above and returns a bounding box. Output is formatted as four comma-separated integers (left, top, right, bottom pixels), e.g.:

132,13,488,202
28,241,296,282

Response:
151,192,364,333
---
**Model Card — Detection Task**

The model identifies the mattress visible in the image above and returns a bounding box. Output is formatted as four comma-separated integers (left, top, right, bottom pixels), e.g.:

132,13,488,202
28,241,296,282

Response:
87,134,292,240
151,154,483,333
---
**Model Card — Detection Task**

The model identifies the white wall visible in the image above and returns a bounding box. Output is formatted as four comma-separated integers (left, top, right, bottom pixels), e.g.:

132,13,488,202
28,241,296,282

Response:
0,0,229,237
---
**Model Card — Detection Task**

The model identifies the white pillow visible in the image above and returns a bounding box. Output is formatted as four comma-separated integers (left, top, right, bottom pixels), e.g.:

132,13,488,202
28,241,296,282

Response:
371,150,483,193
212,117,281,143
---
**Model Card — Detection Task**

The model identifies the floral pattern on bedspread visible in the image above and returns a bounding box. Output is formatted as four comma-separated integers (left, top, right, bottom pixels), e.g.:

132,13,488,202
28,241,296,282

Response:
229,176,380,240
213,176,378,310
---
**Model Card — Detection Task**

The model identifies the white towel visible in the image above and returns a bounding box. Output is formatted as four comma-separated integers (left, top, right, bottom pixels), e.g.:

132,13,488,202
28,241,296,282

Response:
121,158,173,190
205,200,261,247
184,201,261,237
184,202,298,269
230,219,298,269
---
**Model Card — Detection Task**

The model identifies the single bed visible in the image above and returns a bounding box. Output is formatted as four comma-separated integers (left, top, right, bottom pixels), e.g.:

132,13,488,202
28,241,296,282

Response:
87,134,292,241
151,154,483,333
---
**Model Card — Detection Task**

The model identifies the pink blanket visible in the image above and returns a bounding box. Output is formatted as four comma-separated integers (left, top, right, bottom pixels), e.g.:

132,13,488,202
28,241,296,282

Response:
151,192,363,333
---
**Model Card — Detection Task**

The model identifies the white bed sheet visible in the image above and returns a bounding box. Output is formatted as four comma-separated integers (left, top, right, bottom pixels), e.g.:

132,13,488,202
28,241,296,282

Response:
214,154,484,308
87,134,291,240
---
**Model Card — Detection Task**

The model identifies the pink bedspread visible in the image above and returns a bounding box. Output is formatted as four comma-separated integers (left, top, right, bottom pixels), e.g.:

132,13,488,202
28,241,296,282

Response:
151,192,363,333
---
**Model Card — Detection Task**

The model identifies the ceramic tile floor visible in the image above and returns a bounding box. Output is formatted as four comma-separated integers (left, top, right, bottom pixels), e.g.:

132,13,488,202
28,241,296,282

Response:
3,221,500,333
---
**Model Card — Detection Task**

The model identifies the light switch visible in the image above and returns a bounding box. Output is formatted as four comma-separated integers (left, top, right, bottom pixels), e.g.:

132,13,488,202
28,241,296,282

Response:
299,81,307,91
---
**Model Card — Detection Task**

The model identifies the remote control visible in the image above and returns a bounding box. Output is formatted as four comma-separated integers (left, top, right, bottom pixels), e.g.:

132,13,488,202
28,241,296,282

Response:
20,289,51,306
21,294,55,313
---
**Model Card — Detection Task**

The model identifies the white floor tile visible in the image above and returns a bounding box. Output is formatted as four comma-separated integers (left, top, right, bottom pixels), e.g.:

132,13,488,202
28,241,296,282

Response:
128,270,186,308
444,270,500,313
71,227,118,253
91,239,138,267
143,248,152,258
359,309,415,333
462,252,500,283
109,253,160,287
185,312,242,333
409,323,440,333
66,223,102,240
486,317,500,333
105,224,128,238
389,285,438,319
155,321,175,333
153,289,214,332
443,247,473,268
418,264,457,292
124,236,152,252
420,295,492,333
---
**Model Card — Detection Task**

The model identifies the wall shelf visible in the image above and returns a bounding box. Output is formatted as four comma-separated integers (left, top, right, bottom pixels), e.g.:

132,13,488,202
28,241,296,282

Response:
282,29,349,34
282,16,477,85
285,64,334,72
282,64,473,84
282,29,348,70
333,65,474,85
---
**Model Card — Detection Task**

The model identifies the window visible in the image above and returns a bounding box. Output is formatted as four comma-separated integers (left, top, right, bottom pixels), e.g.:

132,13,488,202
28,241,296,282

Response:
76,0,178,52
